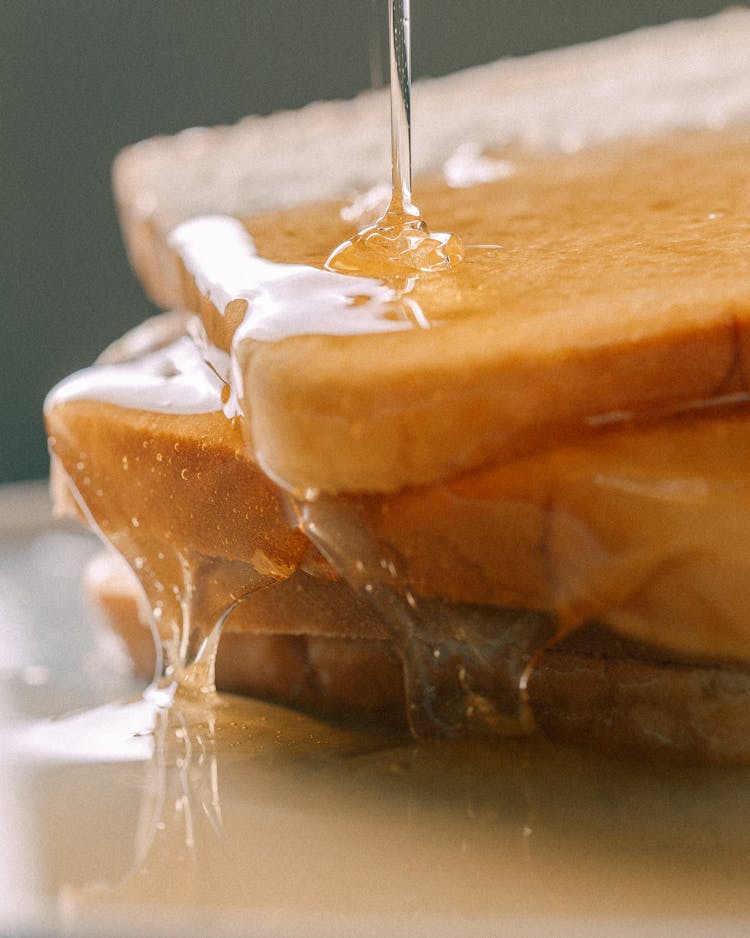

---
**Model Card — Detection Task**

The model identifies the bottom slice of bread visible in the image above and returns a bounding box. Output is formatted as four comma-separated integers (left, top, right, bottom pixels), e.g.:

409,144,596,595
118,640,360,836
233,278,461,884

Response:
85,550,750,765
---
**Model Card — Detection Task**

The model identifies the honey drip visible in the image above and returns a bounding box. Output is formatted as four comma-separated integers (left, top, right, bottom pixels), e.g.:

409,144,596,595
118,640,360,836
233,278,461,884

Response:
298,494,552,737
327,0,463,278
62,437,283,705
45,321,300,706
142,552,277,701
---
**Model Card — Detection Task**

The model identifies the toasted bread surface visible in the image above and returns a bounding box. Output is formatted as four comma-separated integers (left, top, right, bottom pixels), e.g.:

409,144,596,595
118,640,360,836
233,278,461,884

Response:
114,11,750,310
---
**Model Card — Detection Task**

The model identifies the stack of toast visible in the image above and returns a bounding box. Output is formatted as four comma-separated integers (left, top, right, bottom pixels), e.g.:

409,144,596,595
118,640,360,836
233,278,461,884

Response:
46,12,750,761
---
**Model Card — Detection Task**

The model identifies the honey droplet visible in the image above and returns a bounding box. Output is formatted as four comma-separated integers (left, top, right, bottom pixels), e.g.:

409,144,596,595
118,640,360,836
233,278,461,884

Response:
327,209,463,279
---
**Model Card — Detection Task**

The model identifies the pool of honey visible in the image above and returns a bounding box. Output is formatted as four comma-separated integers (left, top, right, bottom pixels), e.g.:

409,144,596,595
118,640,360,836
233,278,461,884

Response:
3,484,750,938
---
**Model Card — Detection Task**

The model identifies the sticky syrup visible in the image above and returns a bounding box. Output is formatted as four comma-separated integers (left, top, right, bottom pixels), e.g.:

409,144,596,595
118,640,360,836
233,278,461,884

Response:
9,650,750,928
327,0,463,278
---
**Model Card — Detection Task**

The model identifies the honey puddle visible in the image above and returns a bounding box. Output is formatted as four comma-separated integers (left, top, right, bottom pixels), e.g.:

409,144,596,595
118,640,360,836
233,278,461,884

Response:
3,519,750,936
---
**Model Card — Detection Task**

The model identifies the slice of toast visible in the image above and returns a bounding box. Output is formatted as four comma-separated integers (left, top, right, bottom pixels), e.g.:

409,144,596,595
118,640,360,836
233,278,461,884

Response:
346,408,750,665
113,12,750,493
114,11,750,312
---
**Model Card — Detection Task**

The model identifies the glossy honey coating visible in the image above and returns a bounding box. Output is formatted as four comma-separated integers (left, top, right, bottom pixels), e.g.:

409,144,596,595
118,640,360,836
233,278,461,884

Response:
46,402,304,570
46,399,315,689
44,318,325,691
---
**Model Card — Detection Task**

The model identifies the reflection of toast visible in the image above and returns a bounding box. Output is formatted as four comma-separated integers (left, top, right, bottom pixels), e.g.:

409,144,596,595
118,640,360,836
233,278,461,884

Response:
87,549,750,765
45,13,750,755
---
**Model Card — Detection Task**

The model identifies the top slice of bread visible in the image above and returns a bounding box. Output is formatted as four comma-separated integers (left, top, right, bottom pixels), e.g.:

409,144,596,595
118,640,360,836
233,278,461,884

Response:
114,12,750,494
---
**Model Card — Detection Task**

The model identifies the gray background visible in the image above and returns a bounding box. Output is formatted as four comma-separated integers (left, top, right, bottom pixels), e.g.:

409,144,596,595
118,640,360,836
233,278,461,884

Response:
3,0,729,484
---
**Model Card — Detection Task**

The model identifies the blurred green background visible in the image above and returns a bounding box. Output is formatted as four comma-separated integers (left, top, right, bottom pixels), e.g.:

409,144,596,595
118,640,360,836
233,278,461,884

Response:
2,0,728,484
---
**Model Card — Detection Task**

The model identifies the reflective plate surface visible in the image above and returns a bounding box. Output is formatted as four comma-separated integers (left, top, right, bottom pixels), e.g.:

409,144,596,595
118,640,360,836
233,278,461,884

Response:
2,482,750,938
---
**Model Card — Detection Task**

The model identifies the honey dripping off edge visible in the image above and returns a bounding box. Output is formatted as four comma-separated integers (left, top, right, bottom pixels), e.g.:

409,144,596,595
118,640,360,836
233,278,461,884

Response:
141,0,520,735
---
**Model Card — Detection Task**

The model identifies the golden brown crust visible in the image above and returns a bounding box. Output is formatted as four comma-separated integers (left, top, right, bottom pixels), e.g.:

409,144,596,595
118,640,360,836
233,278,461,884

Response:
46,399,307,568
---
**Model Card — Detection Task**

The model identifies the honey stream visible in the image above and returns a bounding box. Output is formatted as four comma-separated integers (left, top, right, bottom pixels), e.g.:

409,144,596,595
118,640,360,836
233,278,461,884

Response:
327,0,463,278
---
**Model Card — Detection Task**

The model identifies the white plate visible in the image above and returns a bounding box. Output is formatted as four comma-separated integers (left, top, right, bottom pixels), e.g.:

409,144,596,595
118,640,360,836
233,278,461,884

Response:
2,481,750,938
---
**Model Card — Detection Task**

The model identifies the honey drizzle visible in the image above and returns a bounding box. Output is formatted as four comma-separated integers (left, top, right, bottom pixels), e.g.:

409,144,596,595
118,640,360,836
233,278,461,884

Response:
386,0,415,223
326,0,463,278
134,6,528,735
46,323,298,704
297,494,552,738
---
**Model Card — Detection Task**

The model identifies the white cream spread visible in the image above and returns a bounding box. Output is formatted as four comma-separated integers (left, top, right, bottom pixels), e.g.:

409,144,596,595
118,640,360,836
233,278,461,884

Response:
45,334,229,415
169,215,419,341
